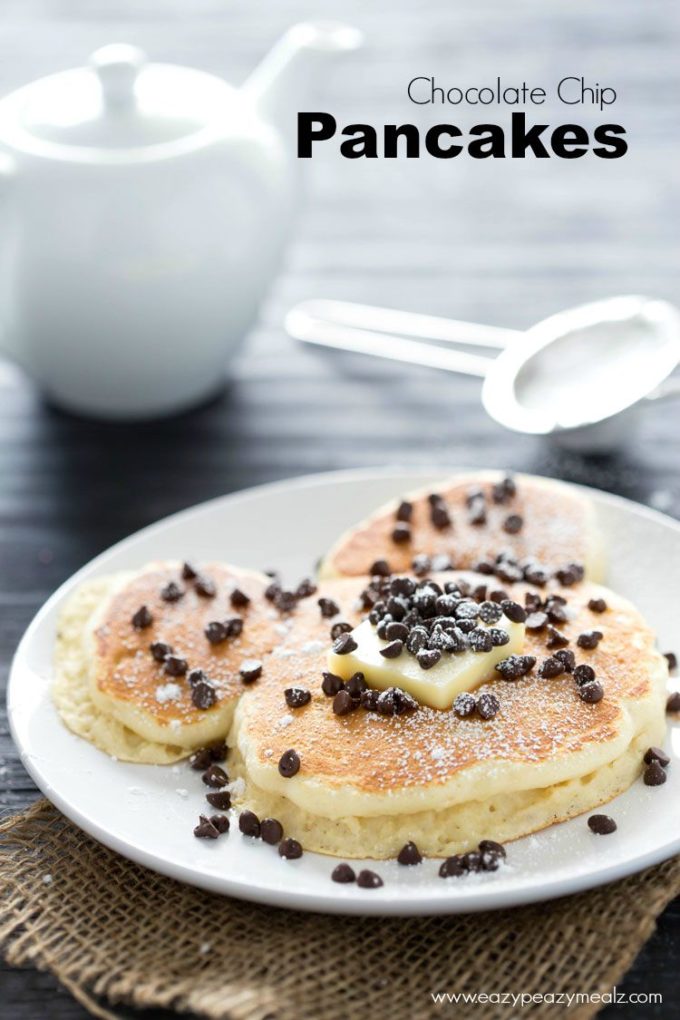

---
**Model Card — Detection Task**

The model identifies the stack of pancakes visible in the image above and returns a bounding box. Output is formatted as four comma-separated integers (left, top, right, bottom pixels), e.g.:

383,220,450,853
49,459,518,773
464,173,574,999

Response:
53,472,669,858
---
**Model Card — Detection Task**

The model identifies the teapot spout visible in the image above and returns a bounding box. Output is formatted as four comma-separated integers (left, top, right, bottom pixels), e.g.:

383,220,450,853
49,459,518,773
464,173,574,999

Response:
243,21,363,134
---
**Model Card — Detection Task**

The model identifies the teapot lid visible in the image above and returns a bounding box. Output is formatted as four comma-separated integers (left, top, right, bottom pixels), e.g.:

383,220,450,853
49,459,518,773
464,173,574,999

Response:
0,45,237,157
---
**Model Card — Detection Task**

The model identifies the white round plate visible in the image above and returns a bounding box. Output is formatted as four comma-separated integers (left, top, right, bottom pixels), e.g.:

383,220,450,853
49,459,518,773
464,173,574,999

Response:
7,468,680,915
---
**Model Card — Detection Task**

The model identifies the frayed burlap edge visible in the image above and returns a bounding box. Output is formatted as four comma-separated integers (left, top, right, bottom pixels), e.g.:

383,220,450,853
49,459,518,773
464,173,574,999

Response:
1,800,679,1020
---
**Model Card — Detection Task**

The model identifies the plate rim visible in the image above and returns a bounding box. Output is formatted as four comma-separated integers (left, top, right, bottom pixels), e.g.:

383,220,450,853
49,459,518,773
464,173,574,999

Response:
7,466,680,915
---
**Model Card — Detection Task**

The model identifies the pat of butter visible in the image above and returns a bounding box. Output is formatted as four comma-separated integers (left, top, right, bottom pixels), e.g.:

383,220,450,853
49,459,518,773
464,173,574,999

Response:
327,616,524,710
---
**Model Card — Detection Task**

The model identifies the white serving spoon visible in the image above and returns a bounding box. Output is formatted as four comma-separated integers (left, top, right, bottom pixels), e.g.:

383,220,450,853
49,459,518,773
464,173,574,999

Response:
285,295,680,450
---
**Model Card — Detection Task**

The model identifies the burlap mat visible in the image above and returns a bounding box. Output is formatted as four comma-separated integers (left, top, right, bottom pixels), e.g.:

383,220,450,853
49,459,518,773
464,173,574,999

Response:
1,800,678,1020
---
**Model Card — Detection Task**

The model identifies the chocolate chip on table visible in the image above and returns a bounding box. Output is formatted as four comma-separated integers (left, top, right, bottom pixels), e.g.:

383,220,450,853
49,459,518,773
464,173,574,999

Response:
525,611,548,632
346,672,367,698
356,869,383,889
643,746,671,767
453,692,476,718
380,640,404,659
500,600,527,624
296,578,317,599
204,621,228,644
477,693,500,720
260,818,284,845
395,500,413,522
588,814,617,835
182,562,198,580
131,605,153,630
150,640,173,662
554,649,576,672
230,587,251,608
643,761,667,786
278,838,303,860
417,648,441,670
331,863,356,883
239,659,263,684
330,621,352,640
538,656,565,679
573,663,596,685
578,680,604,704
318,597,340,618
495,655,536,681
577,630,603,650
278,749,301,778
546,626,570,650
285,687,311,709
391,523,411,544
332,632,358,655
192,679,217,709
333,689,357,716
370,559,391,577
161,581,184,602
206,790,231,810
193,815,220,839
397,841,422,866
439,855,466,878
667,692,680,713
163,655,188,677
588,597,607,613
194,575,217,598
664,652,678,672
503,514,523,535
322,672,345,697
202,764,228,788
239,810,261,837
210,814,230,834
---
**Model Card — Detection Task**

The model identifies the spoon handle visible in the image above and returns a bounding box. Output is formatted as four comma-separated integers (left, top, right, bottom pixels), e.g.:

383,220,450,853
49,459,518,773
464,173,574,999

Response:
286,307,491,377
289,299,519,349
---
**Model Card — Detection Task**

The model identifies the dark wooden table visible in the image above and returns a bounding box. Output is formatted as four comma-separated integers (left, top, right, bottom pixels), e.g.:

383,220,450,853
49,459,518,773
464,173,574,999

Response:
1,1,679,1016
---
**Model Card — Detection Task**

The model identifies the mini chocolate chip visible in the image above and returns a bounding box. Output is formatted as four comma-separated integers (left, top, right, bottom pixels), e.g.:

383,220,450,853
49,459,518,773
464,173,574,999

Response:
318,597,340,618
132,605,153,630
370,559,391,577
239,659,263,684
210,814,230,834
412,554,432,577
417,648,441,670
356,869,383,889
330,621,352,640
346,672,367,698
494,654,536,680
391,523,411,544
230,587,251,608
278,749,300,778
492,475,516,503
194,575,216,598
332,632,358,655
468,497,487,526
500,600,527,624
468,628,493,653
573,663,596,685
579,680,604,703
479,839,506,859
333,689,357,716
189,748,213,771
554,649,576,672
192,680,217,710
431,503,451,529
279,838,303,860
588,597,607,613
182,562,197,580
194,815,219,839
161,581,184,602
204,621,228,644
397,841,422,866
395,500,413,522
391,576,416,596
577,630,603,650
489,589,509,603
488,628,510,647
667,692,680,713
260,818,284,845
523,564,549,586
239,810,261,837
187,668,207,688
285,687,311,709
264,580,281,601
478,601,503,625
664,652,678,672
163,655,188,677
202,764,228,788
332,863,356,883
275,590,298,613
643,761,667,786
479,846,503,871
385,622,409,642
477,693,500,720
206,790,231,810
503,514,523,534
525,611,548,632
322,671,344,697
361,689,380,711
150,640,173,662
295,578,317,599
439,855,466,878
462,851,483,872
546,626,570,649
380,639,404,659
588,814,617,835
453,692,477,718
643,746,670,767
538,656,565,679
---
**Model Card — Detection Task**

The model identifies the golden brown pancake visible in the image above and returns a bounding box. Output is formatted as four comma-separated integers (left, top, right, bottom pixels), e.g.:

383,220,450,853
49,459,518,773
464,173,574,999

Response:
233,573,667,857
319,471,604,582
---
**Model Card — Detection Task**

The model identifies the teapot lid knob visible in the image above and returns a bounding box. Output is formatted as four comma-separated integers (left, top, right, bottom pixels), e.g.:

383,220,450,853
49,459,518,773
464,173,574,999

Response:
90,44,147,109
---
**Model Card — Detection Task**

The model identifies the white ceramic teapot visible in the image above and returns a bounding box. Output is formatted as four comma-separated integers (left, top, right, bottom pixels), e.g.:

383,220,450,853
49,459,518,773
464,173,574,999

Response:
0,22,361,419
